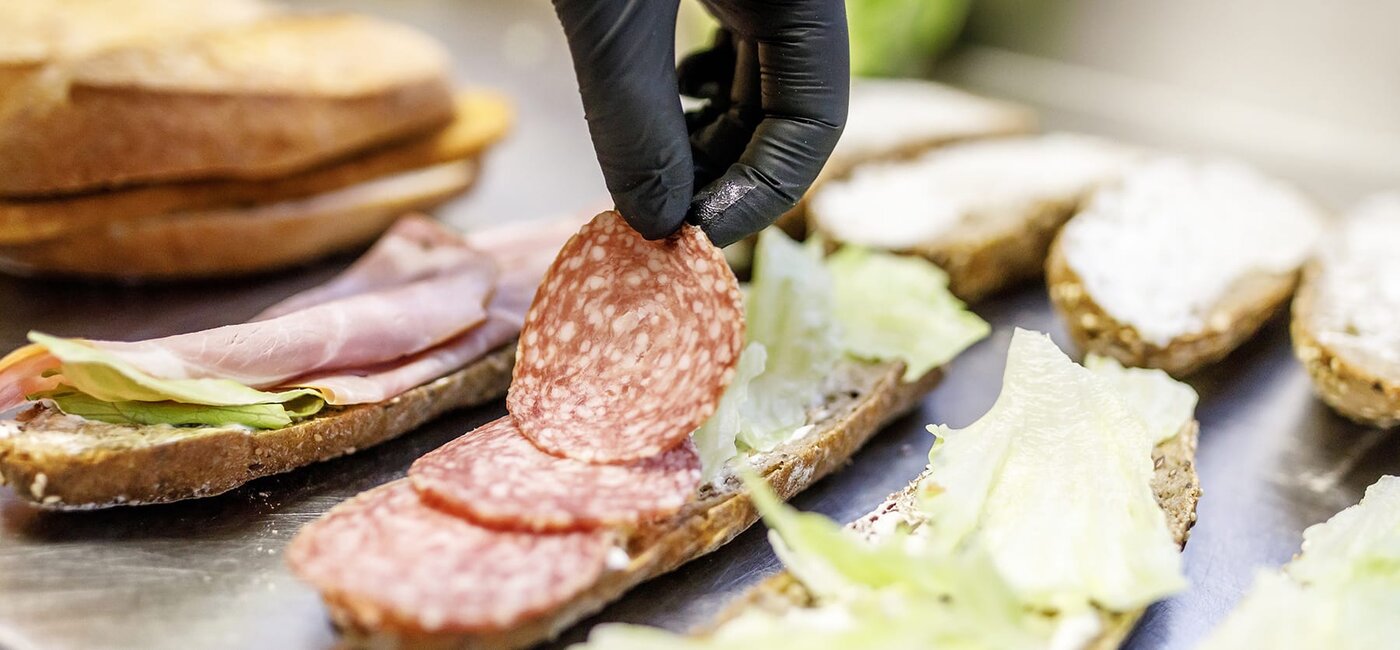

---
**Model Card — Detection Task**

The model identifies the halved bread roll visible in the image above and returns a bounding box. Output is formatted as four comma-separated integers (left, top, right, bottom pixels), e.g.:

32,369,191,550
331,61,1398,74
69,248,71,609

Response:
809,134,1140,302
1292,195,1400,427
1049,158,1326,376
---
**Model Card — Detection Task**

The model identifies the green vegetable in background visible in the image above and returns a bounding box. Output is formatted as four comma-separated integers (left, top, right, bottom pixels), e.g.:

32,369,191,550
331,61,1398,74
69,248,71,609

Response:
848,0,972,77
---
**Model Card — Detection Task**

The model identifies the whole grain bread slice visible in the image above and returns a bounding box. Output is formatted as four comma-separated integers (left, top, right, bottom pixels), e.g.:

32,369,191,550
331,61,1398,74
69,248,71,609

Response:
1292,263,1400,428
712,419,1202,650
0,13,454,197
321,358,941,649
0,91,512,246
1046,236,1298,377
0,344,516,508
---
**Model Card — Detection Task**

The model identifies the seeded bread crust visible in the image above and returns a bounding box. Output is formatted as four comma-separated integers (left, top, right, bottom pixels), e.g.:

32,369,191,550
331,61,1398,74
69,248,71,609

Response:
0,344,516,509
715,419,1202,650
1292,262,1400,428
1046,235,1297,377
323,359,941,649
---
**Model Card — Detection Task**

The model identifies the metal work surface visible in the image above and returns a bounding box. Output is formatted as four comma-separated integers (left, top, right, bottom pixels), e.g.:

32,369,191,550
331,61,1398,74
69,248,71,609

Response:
0,2,1395,649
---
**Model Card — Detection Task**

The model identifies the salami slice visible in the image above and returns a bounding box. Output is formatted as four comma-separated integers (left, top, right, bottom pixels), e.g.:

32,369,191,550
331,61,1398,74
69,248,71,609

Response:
508,211,744,462
409,416,702,532
286,480,610,634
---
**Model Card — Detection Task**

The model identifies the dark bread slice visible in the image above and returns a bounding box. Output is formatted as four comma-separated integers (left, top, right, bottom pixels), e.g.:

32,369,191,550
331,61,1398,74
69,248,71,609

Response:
322,359,941,649
0,344,516,508
714,419,1202,650
1292,261,1400,428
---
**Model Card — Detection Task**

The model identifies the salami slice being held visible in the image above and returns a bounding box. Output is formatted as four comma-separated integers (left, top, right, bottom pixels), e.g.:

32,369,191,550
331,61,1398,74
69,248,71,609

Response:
508,211,744,462
286,480,610,635
410,416,702,532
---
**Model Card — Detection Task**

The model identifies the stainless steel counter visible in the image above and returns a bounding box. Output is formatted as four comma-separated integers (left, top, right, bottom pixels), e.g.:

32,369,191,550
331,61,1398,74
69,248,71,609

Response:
1,2,1395,649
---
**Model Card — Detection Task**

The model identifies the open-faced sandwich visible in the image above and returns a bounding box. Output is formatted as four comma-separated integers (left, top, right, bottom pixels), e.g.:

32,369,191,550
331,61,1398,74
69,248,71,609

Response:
1200,475,1400,648
287,212,990,648
0,0,511,279
0,213,582,508
809,133,1141,302
1049,157,1327,376
578,329,1202,650
1292,194,1400,428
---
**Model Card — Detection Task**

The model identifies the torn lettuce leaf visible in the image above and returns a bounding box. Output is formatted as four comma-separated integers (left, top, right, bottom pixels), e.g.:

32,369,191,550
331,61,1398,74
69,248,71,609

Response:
1200,476,1400,649
736,230,841,451
918,329,1186,614
691,342,767,481
30,332,323,407
38,389,325,429
1085,354,1198,444
827,246,988,381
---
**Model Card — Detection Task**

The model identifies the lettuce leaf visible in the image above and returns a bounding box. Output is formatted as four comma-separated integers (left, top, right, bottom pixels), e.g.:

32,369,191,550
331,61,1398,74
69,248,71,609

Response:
918,329,1186,614
1085,355,1198,444
30,332,323,407
736,230,841,451
691,342,767,481
826,246,988,381
38,389,325,429
1287,475,1400,587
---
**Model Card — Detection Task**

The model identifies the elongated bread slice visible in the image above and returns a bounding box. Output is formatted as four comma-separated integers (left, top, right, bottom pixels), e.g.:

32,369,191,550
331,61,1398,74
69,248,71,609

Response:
809,134,1140,302
772,78,1036,239
0,13,453,197
0,160,479,280
1049,158,1326,376
715,420,1200,649
1292,195,1400,427
0,344,516,509
0,91,511,246
328,359,940,649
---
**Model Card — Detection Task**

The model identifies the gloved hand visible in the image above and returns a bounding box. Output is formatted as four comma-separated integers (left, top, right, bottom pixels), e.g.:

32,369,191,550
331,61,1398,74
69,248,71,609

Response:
552,0,849,247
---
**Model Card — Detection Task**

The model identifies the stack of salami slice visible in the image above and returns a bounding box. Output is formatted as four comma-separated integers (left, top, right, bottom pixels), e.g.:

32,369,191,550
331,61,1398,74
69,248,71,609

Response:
288,211,745,635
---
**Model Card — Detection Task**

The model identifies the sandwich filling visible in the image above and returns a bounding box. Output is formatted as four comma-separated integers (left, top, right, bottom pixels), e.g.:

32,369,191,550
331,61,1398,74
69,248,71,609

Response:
1060,157,1325,345
579,330,1196,649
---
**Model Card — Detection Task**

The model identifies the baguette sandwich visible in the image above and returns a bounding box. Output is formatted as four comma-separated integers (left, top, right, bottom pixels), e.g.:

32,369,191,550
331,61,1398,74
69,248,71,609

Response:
1198,475,1400,648
0,214,582,508
808,133,1141,302
579,329,1203,650
1292,194,1400,427
1049,157,1327,376
0,1,512,279
287,221,990,649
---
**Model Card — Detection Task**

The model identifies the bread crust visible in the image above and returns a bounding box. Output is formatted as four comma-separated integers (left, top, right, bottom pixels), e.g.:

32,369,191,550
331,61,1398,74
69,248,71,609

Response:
1046,235,1297,377
320,359,941,649
0,91,511,246
0,344,517,509
1292,262,1400,428
714,419,1202,650
0,14,454,197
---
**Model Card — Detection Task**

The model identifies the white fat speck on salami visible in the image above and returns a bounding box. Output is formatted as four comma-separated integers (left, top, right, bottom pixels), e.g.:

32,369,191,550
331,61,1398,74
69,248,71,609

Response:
507,211,744,462
409,416,702,532
285,480,609,634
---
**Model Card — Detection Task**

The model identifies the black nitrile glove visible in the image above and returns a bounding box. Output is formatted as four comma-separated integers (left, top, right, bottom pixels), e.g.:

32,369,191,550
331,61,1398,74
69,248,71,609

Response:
552,0,850,247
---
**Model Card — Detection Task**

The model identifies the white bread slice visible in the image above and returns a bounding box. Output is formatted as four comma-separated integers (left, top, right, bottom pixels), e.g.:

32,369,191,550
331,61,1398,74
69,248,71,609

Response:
325,360,941,649
0,344,517,509
808,134,1140,302
0,91,512,247
715,419,1201,650
1049,158,1326,376
0,160,478,280
1292,195,1400,427
0,0,273,95
0,13,453,197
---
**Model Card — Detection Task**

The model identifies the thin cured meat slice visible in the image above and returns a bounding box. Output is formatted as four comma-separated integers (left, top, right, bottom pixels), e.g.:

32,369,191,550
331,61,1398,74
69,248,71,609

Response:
508,211,744,462
409,416,702,532
286,480,611,634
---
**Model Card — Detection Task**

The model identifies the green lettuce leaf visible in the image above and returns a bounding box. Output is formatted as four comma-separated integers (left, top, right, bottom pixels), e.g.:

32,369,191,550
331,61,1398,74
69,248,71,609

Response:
38,389,325,429
1287,475,1400,586
849,0,971,77
31,332,323,407
827,246,988,381
918,329,1186,614
691,342,767,481
1085,355,1198,444
736,230,841,451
